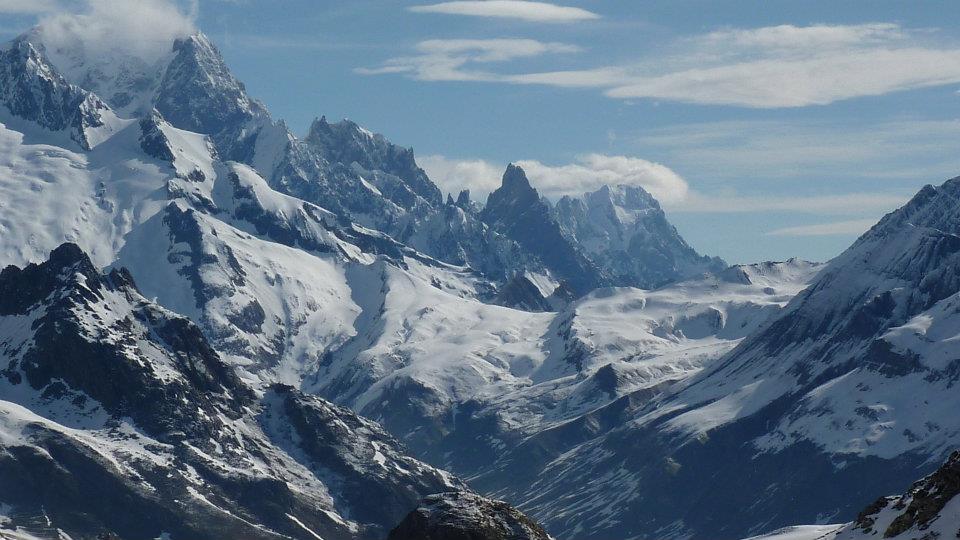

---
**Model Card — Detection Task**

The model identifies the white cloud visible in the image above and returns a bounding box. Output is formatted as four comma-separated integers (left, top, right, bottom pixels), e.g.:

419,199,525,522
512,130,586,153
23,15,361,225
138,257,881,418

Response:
765,219,878,237
37,0,196,65
356,38,579,81
0,0,59,13
363,23,960,108
668,192,907,215
418,155,506,199
517,154,689,203
408,1,599,23
419,153,689,203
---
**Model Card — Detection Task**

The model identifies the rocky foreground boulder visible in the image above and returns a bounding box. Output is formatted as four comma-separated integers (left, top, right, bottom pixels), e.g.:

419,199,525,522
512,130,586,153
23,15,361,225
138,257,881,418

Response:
388,491,552,540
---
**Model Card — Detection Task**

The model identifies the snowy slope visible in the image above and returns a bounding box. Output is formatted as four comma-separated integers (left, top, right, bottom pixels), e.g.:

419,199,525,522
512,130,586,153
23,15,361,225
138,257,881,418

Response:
303,256,820,472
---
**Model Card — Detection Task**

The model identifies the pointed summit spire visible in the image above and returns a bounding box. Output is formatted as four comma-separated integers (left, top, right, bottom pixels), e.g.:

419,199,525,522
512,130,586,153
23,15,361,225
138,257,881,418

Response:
456,189,471,209
501,163,532,192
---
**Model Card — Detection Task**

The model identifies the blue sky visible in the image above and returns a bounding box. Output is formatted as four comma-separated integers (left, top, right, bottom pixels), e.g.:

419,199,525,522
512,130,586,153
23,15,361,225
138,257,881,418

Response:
3,0,960,264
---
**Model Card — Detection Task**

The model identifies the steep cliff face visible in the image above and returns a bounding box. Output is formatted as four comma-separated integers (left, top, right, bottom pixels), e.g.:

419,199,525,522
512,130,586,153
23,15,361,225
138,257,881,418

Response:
481,164,604,294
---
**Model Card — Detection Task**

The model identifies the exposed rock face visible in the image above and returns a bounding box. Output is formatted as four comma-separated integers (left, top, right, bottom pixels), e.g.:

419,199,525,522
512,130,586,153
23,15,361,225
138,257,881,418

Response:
388,491,552,540
138,110,177,162
481,166,726,295
481,164,603,294
306,116,442,208
155,34,270,157
493,274,555,312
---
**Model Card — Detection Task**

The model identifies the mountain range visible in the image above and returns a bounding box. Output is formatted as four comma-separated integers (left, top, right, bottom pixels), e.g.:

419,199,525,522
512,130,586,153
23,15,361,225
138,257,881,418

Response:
1,23,959,540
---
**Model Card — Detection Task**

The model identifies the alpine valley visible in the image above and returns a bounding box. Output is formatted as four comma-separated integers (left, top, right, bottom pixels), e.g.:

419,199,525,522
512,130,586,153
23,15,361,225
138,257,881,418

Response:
1,16,959,540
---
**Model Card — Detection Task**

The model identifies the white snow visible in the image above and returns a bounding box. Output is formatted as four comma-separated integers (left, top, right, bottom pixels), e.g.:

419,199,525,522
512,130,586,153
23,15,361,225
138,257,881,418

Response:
742,525,843,540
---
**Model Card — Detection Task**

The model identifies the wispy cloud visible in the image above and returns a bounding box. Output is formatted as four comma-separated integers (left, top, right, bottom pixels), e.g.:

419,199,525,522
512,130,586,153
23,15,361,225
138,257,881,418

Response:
0,0,59,14
669,193,907,215
356,38,579,81
632,119,960,182
408,1,599,23
766,219,878,237
362,23,960,108
218,33,381,51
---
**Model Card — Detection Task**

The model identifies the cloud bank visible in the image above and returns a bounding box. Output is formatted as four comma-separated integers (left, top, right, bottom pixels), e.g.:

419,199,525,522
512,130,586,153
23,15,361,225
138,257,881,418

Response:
362,23,960,108
408,1,599,23
419,154,909,217
37,0,196,65
420,153,689,203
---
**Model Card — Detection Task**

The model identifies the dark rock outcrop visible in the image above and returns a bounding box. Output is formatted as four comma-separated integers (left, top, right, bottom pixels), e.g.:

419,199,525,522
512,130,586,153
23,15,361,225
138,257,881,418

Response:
388,491,552,540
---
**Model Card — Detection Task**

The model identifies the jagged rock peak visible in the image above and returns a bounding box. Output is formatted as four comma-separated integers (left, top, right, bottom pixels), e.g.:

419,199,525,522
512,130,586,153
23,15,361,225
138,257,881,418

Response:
138,109,175,162
502,163,534,192
456,189,471,208
156,31,268,146
304,115,443,206
484,164,541,216
857,174,960,242
0,243,99,315
0,37,112,150
307,115,374,141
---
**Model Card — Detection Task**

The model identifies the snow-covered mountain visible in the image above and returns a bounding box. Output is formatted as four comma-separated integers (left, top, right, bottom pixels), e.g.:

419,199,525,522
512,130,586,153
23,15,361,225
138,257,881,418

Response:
555,183,726,289
4,18,956,540
472,176,960,539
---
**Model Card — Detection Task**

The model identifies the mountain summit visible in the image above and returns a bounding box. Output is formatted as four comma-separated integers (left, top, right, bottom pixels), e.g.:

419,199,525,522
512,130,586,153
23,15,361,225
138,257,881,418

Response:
556,183,725,288
481,164,604,293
